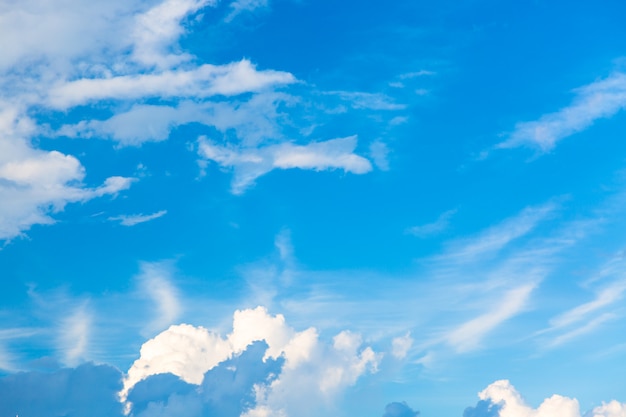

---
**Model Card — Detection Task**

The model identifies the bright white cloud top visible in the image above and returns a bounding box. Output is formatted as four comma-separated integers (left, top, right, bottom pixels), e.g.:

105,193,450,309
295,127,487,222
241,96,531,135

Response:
1,0,626,417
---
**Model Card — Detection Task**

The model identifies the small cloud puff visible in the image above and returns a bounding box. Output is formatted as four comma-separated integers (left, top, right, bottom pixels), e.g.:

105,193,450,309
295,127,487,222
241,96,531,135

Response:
391,332,413,359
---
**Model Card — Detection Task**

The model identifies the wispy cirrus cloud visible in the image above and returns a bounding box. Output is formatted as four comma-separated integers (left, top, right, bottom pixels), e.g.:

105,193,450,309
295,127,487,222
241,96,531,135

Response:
534,252,626,349
550,282,626,329
225,0,268,22
547,312,617,349
109,210,167,227
498,72,626,152
406,209,457,238
438,202,557,264
136,261,182,336
198,135,372,194
444,283,536,353
326,90,406,111
59,302,92,367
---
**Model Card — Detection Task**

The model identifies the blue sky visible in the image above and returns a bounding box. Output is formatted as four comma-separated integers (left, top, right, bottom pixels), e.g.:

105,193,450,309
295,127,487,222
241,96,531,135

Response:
1,1,626,416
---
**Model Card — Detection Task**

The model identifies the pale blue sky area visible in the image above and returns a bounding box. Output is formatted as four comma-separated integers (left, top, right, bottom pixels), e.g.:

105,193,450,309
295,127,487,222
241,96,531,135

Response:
1,1,626,417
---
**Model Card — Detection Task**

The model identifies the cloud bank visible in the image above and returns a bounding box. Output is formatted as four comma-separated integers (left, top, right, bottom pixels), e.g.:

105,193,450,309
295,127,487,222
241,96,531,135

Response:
122,306,380,416
466,380,626,417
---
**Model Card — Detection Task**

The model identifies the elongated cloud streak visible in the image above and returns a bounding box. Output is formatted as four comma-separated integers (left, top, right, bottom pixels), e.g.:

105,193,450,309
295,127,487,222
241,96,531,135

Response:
499,72,626,151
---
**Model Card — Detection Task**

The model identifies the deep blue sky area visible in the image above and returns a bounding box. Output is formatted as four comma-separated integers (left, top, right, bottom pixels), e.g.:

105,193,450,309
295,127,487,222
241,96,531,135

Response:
1,1,626,417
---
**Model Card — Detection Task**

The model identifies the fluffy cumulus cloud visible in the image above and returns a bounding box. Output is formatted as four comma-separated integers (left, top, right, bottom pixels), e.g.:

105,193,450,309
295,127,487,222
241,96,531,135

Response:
128,341,283,417
122,306,380,416
0,307,378,417
391,332,413,359
466,380,626,417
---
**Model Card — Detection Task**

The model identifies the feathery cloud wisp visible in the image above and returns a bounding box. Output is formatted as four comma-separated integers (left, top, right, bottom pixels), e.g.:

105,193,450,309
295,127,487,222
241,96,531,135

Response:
109,210,167,227
499,72,626,152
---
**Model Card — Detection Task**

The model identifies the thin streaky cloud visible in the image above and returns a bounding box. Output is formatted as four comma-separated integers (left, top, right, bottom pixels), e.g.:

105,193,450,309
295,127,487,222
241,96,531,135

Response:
109,210,167,226
0,328,42,340
440,202,557,263
398,70,436,79
445,283,536,353
58,302,92,367
548,312,617,348
225,0,268,22
406,209,456,238
47,60,295,109
325,91,406,111
136,261,182,336
498,72,626,151
549,281,626,328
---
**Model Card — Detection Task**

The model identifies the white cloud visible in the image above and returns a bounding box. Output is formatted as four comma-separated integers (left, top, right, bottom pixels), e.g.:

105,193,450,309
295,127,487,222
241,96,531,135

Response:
328,91,406,111
406,209,456,238
474,380,626,417
534,252,626,348
60,93,292,147
226,0,268,22
391,332,413,359
198,135,372,194
550,281,626,329
0,0,140,72
369,140,390,171
243,329,380,417
48,60,295,109
60,104,194,145
590,401,626,417
58,302,92,367
109,210,168,226
547,312,616,348
445,283,535,352
498,72,626,151
136,262,182,335
441,202,557,263
121,306,309,402
398,70,435,79
0,107,134,242
1,0,386,231
120,323,230,403
131,0,214,69
121,306,380,416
